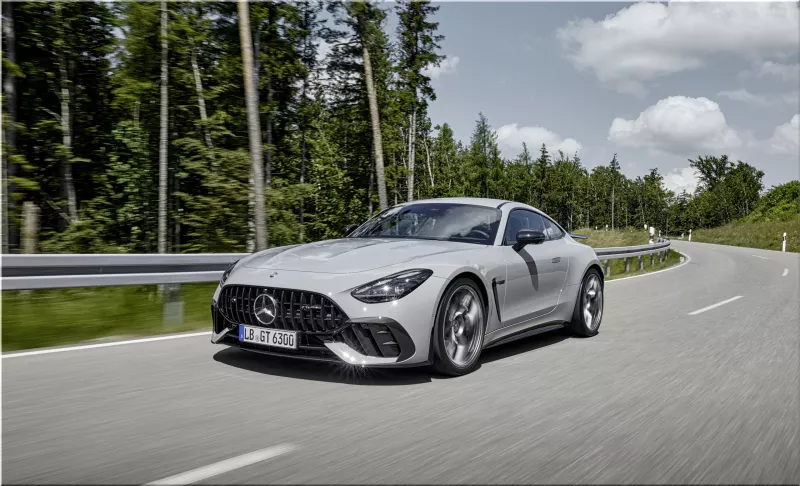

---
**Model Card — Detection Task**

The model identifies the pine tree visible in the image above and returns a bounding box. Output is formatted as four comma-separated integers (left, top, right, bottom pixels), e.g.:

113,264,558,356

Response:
395,0,443,202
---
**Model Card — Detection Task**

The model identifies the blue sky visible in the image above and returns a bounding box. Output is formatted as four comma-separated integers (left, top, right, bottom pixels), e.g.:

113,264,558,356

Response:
392,1,800,193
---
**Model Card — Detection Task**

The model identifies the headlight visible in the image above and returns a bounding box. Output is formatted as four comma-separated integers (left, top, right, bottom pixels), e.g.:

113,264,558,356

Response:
351,269,433,303
220,260,239,285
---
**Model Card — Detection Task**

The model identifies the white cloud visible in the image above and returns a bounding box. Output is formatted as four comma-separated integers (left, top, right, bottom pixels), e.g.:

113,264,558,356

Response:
423,56,460,80
717,89,771,107
663,167,700,195
608,96,741,155
496,123,581,158
766,114,800,155
740,61,800,83
717,88,799,108
556,1,800,96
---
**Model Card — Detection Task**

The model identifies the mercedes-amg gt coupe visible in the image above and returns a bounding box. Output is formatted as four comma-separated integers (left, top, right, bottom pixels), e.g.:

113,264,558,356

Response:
211,197,604,376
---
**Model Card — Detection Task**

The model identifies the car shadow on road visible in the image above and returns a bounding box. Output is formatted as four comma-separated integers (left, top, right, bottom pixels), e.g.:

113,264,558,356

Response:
213,328,571,385
212,347,432,386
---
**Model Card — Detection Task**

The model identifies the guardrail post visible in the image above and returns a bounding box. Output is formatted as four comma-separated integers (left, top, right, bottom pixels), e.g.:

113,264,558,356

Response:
624,257,629,273
604,259,610,276
650,253,654,266
162,283,184,327
638,255,643,270
658,250,663,263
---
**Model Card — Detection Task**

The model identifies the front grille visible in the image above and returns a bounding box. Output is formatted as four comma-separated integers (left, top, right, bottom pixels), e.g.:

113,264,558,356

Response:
218,285,348,332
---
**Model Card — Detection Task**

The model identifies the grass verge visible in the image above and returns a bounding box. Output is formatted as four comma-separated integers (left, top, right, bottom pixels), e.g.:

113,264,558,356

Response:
2,283,217,352
689,214,799,253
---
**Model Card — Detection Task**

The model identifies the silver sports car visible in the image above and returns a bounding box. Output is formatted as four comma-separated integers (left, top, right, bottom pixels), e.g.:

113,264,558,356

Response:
211,197,604,375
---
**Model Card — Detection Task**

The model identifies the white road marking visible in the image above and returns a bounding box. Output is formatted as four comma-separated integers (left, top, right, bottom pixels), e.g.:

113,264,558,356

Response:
752,255,769,260
688,296,743,316
782,268,789,277
606,251,691,283
2,331,211,359
145,445,297,485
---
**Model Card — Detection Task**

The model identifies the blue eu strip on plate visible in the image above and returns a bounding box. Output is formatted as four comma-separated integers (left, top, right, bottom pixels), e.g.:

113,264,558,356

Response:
238,325,244,341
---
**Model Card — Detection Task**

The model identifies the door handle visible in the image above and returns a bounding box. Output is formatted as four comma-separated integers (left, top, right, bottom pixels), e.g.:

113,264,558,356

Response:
551,257,561,263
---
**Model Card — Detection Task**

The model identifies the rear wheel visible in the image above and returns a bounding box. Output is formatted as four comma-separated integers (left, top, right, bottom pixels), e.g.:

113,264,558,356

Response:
568,268,604,337
431,278,487,376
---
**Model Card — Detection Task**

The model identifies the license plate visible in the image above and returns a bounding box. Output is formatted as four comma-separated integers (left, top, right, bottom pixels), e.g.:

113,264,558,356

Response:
238,325,297,350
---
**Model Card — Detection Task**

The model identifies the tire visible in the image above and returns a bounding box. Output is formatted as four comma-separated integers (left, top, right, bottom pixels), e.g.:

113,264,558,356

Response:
431,278,487,376
568,268,604,337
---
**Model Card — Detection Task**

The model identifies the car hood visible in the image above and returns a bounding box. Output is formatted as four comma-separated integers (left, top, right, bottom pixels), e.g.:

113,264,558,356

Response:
242,237,481,274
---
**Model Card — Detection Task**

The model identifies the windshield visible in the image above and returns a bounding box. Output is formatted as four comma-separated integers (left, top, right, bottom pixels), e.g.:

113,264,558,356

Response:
348,203,501,245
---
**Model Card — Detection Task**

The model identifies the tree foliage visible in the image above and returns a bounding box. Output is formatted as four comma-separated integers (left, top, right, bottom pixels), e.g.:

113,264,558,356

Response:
2,1,794,254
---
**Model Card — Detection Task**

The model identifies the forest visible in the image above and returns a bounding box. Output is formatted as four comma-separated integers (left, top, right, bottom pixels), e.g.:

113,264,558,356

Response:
1,0,793,255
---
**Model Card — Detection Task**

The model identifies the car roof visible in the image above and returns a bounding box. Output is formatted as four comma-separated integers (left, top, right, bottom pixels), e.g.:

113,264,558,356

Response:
397,197,542,212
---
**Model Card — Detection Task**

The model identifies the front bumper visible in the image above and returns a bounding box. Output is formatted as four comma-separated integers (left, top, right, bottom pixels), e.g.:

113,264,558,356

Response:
209,267,448,367
211,305,418,366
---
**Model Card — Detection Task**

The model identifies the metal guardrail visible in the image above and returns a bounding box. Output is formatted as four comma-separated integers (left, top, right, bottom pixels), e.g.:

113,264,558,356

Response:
1,253,246,290
1,239,672,290
594,238,671,276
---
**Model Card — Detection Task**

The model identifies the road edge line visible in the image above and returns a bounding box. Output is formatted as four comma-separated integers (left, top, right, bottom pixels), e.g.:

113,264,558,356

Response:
2,330,211,359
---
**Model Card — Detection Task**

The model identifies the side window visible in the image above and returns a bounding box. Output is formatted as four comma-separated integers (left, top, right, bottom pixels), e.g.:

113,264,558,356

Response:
504,210,545,245
543,217,565,240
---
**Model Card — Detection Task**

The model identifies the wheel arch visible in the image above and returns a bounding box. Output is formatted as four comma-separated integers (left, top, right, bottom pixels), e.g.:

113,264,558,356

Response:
426,270,492,364
587,262,604,285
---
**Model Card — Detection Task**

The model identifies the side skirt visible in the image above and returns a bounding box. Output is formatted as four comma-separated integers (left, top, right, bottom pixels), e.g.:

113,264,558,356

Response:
482,322,566,350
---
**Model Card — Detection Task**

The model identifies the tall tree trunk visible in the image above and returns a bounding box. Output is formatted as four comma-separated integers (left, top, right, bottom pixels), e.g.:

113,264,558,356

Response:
190,41,213,150
2,1,17,252
239,0,267,250
247,167,255,252
362,45,387,210
406,105,416,201
56,2,77,225
424,136,433,190
298,6,311,241
254,18,272,195
265,77,273,192
611,185,615,230
368,140,374,214
158,0,169,254
300,129,306,240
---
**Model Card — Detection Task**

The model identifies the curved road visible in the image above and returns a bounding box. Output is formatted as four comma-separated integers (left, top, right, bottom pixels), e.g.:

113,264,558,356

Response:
3,241,799,484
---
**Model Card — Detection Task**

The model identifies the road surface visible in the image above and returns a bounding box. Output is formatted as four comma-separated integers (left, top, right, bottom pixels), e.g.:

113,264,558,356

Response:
3,240,799,484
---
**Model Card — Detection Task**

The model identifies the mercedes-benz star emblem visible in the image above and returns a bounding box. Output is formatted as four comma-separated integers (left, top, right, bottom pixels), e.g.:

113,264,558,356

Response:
253,293,278,325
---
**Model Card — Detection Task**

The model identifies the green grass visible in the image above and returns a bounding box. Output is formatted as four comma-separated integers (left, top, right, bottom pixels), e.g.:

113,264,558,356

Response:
571,227,653,248
690,214,800,253
2,283,218,352
571,227,684,280
1,228,683,352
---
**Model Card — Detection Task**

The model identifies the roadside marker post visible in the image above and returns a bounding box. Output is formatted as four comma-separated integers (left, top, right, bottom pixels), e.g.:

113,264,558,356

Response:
782,232,786,252
689,229,692,242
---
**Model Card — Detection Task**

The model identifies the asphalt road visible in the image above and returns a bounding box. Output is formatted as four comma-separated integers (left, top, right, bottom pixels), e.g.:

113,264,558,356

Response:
3,240,799,484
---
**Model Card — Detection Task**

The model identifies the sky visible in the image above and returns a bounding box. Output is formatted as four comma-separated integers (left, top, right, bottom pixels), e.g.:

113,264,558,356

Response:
400,1,800,194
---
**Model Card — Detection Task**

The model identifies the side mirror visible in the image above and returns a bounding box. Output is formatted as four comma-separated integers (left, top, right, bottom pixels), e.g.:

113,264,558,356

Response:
513,229,546,251
342,224,358,237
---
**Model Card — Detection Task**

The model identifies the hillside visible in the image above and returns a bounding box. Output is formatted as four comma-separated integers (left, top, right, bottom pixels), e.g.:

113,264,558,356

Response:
690,214,800,253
